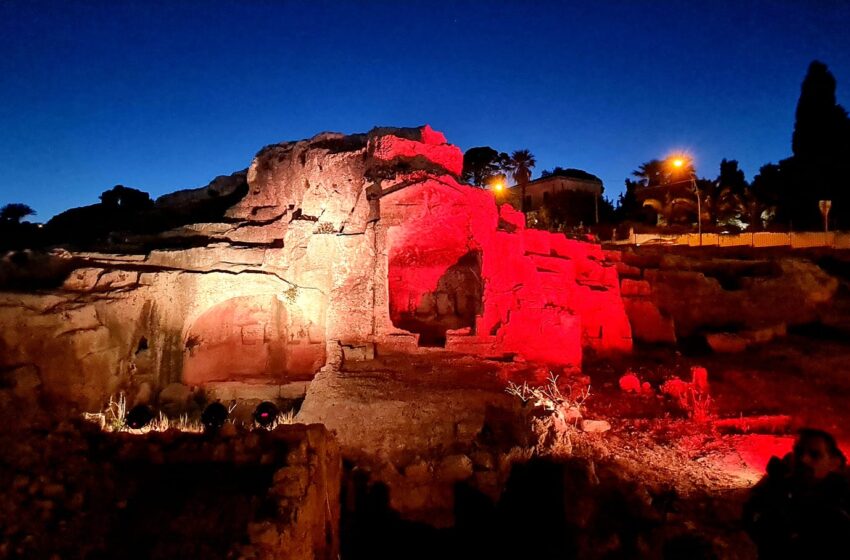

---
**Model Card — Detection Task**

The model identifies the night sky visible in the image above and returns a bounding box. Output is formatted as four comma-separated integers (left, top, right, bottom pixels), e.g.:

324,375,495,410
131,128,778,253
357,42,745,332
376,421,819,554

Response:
2,1,849,220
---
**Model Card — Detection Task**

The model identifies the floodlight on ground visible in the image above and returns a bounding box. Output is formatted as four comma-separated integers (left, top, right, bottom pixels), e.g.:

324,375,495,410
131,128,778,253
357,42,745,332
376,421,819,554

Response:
125,405,154,429
201,402,228,433
253,401,279,427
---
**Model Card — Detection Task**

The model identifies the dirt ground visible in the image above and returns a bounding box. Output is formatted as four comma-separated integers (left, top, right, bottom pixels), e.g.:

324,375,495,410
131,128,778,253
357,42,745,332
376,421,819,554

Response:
567,280,850,558
318,288,850,559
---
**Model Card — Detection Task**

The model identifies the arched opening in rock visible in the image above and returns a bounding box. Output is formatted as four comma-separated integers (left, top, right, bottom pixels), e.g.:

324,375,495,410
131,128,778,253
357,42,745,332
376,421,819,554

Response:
389,250,483,347
183,295,325,385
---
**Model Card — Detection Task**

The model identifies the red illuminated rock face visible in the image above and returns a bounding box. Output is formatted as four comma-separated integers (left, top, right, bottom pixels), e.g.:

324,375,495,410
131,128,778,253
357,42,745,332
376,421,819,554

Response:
379,189,632,367
0,126,631,407
369,125,464,177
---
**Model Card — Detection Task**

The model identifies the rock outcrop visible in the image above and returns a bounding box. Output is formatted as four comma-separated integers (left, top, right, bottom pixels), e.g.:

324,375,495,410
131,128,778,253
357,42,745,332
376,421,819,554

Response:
0,417,340,560
611,248,839,347
0,126,631,409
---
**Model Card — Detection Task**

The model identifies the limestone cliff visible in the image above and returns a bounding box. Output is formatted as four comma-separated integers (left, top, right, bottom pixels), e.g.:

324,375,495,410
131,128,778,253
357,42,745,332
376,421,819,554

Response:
0,126,630,409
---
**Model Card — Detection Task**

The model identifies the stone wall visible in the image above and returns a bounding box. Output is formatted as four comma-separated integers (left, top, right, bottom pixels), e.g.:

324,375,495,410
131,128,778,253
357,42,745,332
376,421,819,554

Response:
610,248,839,346
623,230,850,249
0,420,340,560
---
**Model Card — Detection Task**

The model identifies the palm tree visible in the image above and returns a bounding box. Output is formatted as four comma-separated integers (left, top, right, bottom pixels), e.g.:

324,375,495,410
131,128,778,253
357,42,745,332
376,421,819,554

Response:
506,149,536,212
633,157,703,226
0,203,35,223
632,159,666,187
633,159,696,187
642,193,697,226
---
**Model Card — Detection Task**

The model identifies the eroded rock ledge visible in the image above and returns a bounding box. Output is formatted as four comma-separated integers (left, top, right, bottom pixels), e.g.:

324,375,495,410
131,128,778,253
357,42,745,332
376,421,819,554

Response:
610,247,840,348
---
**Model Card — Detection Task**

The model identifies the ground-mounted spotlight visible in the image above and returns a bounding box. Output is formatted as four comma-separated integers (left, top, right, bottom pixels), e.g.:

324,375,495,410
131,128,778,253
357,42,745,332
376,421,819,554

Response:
253,401,279,427
201,402,228,433
125,404,154,430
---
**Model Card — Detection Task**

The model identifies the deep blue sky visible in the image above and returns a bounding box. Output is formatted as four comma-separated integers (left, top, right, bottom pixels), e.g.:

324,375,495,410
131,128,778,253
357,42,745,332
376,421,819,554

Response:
2,1,850,220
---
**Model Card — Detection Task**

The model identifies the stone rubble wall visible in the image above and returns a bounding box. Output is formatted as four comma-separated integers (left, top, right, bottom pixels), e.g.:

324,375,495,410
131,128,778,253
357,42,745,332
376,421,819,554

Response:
609,248,839,346
620,230,850,249
0,417,340,560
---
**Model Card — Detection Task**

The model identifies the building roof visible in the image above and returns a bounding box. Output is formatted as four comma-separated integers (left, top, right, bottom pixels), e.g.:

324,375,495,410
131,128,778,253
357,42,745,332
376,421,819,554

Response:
509,174,603,195
526,171,602,187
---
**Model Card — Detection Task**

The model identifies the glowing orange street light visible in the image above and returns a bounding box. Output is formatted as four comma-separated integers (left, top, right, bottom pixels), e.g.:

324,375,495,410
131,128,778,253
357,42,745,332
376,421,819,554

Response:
666,155,701,245
492,181,504,193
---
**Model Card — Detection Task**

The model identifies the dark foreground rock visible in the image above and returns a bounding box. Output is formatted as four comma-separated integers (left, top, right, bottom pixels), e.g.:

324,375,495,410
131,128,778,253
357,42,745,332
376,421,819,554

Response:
0,414,340,560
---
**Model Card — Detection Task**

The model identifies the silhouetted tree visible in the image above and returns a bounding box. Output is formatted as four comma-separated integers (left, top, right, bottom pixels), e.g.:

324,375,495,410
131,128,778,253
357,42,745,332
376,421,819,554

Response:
641,191,698,226
792,61,850,161
0,203,35,223
99,185,153,211
717,159,748,196
632,159,665,187
462,147,509,187
709,159,750,227
750,162,785,227
633,158,697,189
599,196,616,223
483,172,508,190
0,203,41,251
776,61,850,228
45,185,155,247
505,150,536,211
540,167,602,182
709,187,744,228
614,179,645,223
630,157,702,226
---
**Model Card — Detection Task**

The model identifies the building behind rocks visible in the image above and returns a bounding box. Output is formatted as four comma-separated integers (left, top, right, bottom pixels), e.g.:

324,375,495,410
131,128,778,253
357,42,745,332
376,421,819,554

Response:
508,173,604,225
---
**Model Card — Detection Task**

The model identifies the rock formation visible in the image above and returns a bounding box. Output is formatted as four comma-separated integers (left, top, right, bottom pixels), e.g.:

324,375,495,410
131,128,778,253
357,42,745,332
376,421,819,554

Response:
612,248,839,346
0,126,631,409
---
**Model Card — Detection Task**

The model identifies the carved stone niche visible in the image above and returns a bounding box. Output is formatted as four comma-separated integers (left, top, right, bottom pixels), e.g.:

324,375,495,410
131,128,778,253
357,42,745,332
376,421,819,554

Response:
182,295,325,385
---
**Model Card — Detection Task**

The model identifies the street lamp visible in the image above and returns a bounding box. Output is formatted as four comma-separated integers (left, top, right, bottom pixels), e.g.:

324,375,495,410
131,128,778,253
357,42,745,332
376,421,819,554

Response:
819,200,832,234
669,156,701,246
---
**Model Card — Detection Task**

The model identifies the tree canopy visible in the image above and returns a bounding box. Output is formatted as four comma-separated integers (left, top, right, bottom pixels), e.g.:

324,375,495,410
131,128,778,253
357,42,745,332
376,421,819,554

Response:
792,61,850,161
632,159,666,187
461,147,508,187
99,185,153,210
717,159,747,195
540,167,601,183
505,150,536,212
632,158,696,188
505,150,536,185
753,61,850,228
0,203,36,223
610,61,850,231
614,179,647,223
